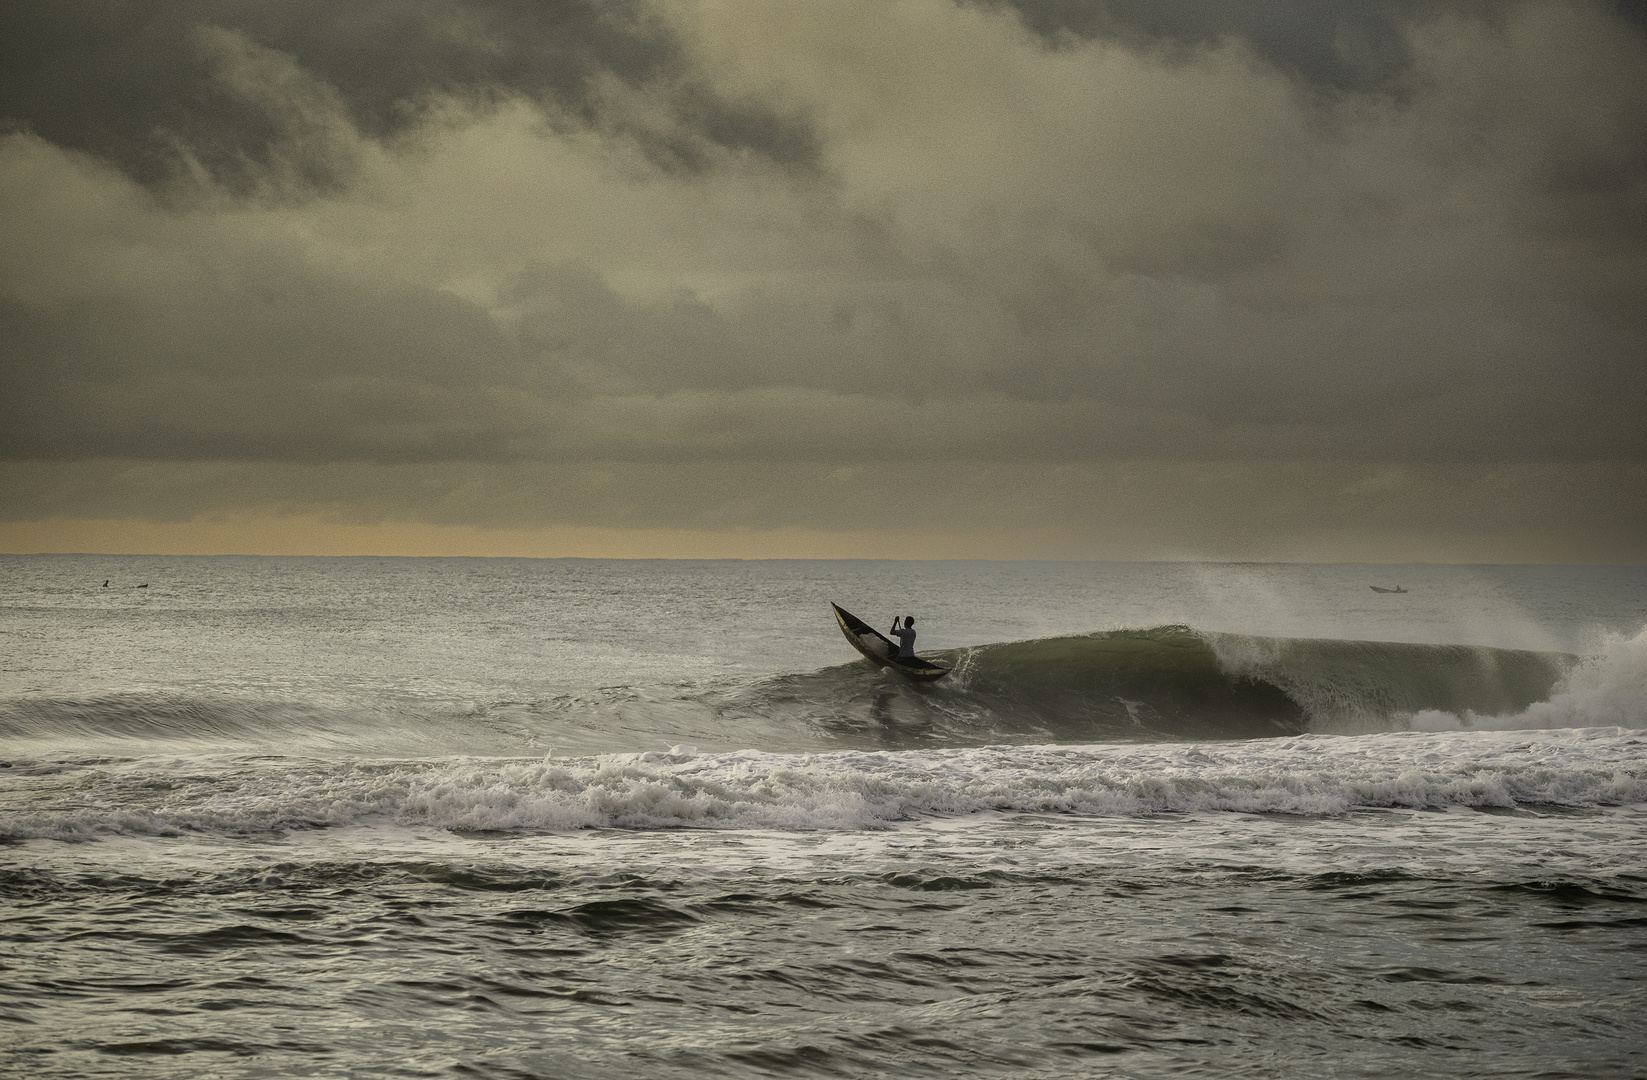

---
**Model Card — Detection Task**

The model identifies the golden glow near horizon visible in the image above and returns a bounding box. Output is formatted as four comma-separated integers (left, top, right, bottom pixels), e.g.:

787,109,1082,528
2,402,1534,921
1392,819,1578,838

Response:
1,515,1640,565
0,516,1071,560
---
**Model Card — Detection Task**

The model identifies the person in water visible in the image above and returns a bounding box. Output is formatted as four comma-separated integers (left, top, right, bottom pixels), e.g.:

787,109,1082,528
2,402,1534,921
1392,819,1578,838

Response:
889,615,916,658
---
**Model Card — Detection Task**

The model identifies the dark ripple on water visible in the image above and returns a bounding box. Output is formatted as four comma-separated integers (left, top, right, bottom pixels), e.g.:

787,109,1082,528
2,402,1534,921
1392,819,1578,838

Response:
3,860,1644,1079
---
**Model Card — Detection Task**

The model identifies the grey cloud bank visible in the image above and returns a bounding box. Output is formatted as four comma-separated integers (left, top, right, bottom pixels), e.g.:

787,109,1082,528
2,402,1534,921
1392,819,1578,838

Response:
1,0,1643,559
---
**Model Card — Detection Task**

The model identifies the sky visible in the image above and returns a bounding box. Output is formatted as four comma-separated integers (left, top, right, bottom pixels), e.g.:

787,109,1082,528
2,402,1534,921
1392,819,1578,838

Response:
1,0,1644,562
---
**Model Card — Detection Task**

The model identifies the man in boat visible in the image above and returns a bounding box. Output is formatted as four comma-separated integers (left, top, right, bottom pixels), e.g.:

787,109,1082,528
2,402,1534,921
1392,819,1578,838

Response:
889,616,916,658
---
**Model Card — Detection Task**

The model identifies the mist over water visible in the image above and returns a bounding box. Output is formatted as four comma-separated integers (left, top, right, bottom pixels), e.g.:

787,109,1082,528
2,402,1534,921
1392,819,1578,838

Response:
3,556,1645,1078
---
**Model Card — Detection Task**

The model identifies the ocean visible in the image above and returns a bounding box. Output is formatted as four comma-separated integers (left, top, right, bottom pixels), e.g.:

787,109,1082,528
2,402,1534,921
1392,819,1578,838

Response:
2,555,1644,1078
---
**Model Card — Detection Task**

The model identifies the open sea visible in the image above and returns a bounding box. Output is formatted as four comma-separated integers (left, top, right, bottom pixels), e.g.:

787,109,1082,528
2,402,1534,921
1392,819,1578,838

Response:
2,555,1645,1079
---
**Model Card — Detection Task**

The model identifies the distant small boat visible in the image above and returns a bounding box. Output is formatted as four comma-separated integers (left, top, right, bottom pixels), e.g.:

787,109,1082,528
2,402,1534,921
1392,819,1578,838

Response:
1369,585,1407,594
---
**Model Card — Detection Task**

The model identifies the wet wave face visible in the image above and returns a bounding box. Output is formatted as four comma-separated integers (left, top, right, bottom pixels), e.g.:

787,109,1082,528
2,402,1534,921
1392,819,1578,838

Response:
713,625,1584,748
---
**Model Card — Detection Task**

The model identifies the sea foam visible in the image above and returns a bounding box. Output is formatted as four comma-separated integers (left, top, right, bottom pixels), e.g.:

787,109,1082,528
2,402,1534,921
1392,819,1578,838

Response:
1411,628,1647,731
5,728,1643,841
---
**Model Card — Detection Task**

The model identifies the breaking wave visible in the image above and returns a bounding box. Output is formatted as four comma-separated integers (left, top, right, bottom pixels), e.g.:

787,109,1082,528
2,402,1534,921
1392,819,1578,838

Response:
720,626,1581,744
3,729,1643,841
1410,627,1647,732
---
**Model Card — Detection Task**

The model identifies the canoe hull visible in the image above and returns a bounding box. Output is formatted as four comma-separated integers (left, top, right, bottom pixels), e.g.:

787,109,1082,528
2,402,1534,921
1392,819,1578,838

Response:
830,603,949,681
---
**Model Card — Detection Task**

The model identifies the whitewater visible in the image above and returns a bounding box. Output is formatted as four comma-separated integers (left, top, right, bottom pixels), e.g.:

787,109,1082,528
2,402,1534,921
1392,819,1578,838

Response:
2,555,1645,1079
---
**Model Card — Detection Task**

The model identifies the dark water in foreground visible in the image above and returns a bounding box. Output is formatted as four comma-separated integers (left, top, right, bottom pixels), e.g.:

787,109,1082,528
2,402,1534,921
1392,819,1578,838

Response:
3,556,1645,1078
9,833,1645,1079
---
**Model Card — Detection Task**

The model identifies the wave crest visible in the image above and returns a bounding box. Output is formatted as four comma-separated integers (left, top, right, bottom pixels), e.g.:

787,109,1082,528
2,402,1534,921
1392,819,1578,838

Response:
725,626,1577,744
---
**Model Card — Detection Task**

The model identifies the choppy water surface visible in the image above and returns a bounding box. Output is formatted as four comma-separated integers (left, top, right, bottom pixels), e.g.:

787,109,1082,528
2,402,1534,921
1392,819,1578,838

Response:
3,556,1645,1078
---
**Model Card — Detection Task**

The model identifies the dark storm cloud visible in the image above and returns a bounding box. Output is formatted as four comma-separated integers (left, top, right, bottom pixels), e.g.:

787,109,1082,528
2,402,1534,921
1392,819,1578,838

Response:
978,0,1647,248
0,0,1644,558
979,0,1647,89
979,0,1425,89
0,278,536,462
0,0,818,196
